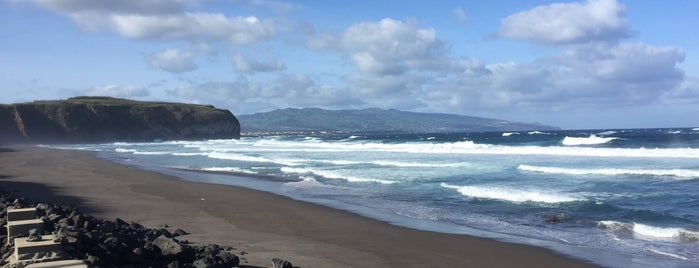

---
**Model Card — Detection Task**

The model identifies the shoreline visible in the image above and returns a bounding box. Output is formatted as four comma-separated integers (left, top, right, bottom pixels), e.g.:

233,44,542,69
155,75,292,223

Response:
0,146,598,267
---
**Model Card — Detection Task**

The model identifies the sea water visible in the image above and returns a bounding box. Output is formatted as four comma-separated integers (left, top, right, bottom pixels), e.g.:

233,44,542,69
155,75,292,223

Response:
55,128,699,267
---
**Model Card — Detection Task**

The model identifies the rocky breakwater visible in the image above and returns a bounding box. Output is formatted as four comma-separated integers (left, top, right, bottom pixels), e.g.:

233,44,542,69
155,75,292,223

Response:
0,96,240,144
0,192,294,268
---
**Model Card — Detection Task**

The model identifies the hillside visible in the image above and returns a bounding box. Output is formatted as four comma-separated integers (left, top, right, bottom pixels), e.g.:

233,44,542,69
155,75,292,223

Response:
0,97,240,144
238,108,557,134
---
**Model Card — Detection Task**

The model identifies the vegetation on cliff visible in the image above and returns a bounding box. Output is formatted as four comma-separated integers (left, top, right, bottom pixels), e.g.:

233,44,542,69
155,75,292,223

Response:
238,108,558,134
0,97,240,144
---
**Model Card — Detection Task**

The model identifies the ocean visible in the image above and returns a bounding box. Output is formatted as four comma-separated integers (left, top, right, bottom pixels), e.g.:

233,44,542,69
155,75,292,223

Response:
55,128,699,267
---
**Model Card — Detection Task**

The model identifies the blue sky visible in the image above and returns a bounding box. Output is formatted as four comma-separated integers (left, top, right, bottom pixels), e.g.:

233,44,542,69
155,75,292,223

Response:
1,0,697,129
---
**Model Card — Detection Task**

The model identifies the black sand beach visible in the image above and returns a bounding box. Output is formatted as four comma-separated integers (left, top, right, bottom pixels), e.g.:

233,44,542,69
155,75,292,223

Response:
0,146,598,267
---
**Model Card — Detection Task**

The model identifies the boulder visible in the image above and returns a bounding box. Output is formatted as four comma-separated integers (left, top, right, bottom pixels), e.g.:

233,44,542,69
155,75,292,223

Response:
272,258,293,268
152,235,184,257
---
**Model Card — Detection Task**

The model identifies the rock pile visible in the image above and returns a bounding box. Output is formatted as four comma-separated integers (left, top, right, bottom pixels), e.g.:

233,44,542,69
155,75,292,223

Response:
0,191,293,268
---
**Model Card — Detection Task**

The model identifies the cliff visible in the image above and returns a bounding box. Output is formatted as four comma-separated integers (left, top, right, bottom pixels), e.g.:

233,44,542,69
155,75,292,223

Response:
0,97,240,144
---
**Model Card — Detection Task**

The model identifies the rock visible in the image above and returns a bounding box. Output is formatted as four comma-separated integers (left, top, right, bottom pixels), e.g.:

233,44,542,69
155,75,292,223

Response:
130,221,143,230
99,221,116,233
129,248,145,263
103,236,119,245
152,235,184,257
87,254,100,265
172,228,188,237
36,203,49,211
545,213,565,223
114,218,127,230
53,226,68,242
65,235,79,244
271,258,293,268
83,219,95,230
193,257,214,268
217,251,240,267
26,229,42,242
0,192,250,268
47,213,62,223
167,260,181,268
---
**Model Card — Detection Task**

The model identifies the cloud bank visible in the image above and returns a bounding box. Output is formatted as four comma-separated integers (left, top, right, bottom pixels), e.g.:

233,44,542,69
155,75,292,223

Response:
32,0,276,44
498,0,629,45
14,0,695,127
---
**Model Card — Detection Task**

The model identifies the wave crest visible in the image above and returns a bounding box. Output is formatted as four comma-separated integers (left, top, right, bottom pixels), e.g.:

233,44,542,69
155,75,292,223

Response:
280,167,395,184
518,165,699,179
440,183,582,203
562,135,617,146
598,221,699,243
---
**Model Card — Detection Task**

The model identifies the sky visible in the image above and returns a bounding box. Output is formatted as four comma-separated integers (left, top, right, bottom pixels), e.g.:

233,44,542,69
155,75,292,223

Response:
1,0,698,129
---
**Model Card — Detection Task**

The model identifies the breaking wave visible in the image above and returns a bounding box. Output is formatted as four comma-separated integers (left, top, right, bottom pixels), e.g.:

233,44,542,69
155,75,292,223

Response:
562,135,617,146
597,221,699,243
174,166,258,175
234,139,699,159
518,165,699,179
280,167,395,184
440,183,582,203
114,148,170,155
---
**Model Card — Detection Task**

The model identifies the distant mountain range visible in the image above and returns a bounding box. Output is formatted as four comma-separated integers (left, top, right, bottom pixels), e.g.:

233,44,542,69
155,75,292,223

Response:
238,108,558,134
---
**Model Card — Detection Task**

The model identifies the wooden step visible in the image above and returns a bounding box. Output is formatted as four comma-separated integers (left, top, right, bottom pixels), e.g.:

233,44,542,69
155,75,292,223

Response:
14,235,61,261
7,218,44,244
7,208,38,221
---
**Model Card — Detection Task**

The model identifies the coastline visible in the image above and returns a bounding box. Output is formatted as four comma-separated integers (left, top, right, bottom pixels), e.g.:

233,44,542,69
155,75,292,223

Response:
0,146,598,267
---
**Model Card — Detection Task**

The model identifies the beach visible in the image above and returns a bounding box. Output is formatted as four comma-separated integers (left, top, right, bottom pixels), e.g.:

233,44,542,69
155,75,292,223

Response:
0,146,598,267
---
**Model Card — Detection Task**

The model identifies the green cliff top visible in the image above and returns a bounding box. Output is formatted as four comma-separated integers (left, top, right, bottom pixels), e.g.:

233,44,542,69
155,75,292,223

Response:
25,96,216,109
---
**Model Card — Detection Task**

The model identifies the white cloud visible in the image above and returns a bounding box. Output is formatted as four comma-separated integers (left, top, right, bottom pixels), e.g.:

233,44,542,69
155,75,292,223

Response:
661,77,699,103
147,48,197,73
231,0,301,14
30,0,277,45
309,18,445,75
33,0,183,15
498,0,628,45
232,53,286,73
307,18,448,101
568,43,684,83
453,7,468,24
85,84,149,98
166,74,362,113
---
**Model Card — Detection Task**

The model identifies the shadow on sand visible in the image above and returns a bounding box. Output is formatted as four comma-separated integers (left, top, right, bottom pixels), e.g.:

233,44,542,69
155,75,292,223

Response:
0,178,100,214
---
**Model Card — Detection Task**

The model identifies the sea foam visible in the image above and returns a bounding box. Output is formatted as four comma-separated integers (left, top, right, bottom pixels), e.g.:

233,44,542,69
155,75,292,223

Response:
562,135,617,146
280,167,395,184
173,166,258,175
440,183,582,203
195,138,699,159
598,221,699,242
518,165,699,179
206,152,275,163
114,148,170,155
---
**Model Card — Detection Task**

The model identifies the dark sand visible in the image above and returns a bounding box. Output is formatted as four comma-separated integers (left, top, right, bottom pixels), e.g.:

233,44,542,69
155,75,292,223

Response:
0,146,599,267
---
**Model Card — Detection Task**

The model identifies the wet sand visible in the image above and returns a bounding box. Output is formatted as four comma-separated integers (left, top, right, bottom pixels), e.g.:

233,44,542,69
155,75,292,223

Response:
0,146,598,267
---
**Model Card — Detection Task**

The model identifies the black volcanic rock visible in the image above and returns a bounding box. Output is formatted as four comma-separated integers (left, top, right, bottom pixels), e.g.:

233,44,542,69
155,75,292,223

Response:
0,96,240,144
0,191,247,267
